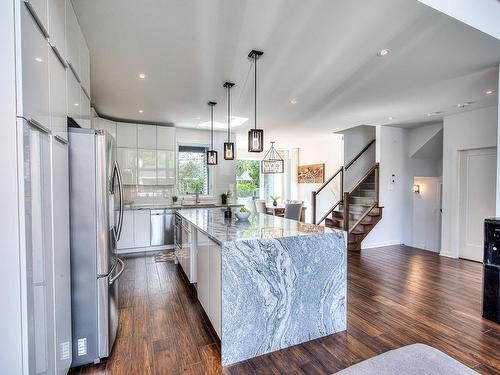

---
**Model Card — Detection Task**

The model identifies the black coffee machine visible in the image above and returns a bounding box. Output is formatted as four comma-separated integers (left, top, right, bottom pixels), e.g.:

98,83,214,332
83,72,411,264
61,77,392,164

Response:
483,218,500,323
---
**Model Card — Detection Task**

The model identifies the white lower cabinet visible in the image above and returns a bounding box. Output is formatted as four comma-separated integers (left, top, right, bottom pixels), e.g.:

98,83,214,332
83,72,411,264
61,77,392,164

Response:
196,230,222,337
116,210,134,249
134,210,151,248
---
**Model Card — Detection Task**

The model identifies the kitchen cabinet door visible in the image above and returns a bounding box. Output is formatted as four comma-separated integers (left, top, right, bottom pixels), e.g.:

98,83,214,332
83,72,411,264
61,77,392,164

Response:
156,126,176,150
116,148,137,185
134,210,151,248
49,48,67,140
65,0,80,79
21,3,50,129
25,0,49,36
138,149,157,185
95,118,116,141
210,243,222,338
66,70,80,122
157,150,175,185
50,137,72,374
116,210,134,250
197,231,210,313
137,124,156,149
80,89,91,129
78,26,90,96
48,0,66,61
116,123,137,148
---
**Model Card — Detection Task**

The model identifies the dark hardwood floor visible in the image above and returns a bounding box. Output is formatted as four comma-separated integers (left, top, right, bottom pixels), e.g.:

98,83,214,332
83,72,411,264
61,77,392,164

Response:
71,245,500,374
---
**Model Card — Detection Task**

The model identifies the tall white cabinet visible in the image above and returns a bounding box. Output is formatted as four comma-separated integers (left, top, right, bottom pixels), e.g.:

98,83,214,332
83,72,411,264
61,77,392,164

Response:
2,0,90,373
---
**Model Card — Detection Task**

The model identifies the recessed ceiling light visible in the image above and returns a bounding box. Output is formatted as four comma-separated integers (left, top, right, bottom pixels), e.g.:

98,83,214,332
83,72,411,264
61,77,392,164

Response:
377,48,391,57
138,110,143,113
138,73,147,79
35,57,43,63
485,89,495,95
290,99,297,104
74,103,79,107
388,116,394,121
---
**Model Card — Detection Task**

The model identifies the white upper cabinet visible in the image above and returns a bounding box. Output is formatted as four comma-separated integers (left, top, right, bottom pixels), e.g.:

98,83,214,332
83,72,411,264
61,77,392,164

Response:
21,3,50,128
78,26,90,96
25,0,49,37
137,125,156,149
66,69,80,122
116,148,137,185
116,123,137,148
156,126,176,150
138,150,157,185
80,89,91,129
65,0,80,80
157,150,175,185
95,118,117,141
49,47,67,140
48,0,66,61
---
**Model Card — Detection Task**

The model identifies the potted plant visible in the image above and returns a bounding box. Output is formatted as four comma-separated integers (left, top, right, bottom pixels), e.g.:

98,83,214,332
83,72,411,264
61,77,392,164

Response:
221,193,228,205
270,195,280,207
172,195,178,204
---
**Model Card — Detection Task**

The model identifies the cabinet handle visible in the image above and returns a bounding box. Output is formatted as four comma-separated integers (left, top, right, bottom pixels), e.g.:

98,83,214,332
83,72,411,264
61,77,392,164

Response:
50,44,68,69
28,118,50,134
24,1,49,38
54,135,68,144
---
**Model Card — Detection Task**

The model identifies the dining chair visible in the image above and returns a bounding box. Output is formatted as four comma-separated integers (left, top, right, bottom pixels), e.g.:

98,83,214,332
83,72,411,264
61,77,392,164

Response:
254,199,267,214
284,202,303,221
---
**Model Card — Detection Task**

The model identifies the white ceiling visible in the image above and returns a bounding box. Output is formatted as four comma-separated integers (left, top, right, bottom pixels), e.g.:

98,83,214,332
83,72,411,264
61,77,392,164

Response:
72,0,500,148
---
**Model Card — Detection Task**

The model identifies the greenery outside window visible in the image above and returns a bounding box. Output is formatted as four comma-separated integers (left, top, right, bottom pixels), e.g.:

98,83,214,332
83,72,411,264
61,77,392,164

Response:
178,145,210,195
236,160,260,199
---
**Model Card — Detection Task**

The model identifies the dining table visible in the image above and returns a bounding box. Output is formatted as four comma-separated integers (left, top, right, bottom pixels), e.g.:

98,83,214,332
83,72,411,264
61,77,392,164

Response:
266,204,307,222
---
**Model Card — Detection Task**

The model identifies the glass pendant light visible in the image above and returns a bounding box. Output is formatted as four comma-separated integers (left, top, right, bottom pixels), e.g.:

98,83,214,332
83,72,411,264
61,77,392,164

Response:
207,101,218,165
261,141,284,174
223,81,235,160
248,50,264,152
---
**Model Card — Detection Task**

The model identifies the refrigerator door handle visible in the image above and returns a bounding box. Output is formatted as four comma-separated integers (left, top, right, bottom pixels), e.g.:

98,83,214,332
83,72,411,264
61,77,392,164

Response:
109,258,125,285
112,161,124,243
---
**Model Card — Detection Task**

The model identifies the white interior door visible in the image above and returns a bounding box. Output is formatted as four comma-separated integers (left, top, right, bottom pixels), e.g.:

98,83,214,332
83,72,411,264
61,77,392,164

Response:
459,147,496,262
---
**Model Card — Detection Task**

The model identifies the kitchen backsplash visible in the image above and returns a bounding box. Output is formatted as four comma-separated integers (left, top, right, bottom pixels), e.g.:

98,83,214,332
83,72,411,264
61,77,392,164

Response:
123,185,175,205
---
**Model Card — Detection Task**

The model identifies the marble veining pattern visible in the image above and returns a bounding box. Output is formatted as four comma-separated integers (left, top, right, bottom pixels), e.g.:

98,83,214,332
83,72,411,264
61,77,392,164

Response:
221,231,346,365
177,208,334,245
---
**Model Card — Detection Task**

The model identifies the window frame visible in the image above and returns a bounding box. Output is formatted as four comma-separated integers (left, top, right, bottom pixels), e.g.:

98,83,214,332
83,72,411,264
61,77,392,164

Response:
176,143,211,196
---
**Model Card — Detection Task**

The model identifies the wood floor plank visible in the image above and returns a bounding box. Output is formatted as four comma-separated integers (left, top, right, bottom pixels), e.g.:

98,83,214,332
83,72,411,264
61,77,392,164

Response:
70,245,500,375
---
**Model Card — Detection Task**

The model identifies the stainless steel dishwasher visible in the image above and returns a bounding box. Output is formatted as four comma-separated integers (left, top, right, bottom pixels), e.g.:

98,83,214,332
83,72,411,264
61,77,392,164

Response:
150,209,175,247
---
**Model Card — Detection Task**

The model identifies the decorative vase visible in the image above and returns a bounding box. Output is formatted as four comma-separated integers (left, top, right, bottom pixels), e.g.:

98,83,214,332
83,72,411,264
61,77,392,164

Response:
221,197,227,205
273,200,277,207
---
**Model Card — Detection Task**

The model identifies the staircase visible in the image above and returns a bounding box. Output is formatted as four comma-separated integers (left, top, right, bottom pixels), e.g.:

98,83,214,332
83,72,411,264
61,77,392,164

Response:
311,140,382,251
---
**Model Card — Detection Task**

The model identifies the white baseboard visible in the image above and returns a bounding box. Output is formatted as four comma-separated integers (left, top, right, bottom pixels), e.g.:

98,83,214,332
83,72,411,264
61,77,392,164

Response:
362,240,402,249
439,251,458,258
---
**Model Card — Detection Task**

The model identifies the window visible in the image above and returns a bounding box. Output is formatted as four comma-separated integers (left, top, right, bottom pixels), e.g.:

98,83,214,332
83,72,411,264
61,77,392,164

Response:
177,145,209,195
236,160,260,199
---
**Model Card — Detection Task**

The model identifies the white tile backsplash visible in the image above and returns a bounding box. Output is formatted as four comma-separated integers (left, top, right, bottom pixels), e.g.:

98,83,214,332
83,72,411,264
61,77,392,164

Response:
123,185,174,205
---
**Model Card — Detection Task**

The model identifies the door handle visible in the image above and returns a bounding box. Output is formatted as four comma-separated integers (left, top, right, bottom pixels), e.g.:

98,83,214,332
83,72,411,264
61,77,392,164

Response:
109,258,125,285
112,161,124,243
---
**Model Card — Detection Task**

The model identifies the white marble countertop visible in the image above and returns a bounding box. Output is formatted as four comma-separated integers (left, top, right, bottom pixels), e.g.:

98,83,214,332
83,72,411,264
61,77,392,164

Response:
124,203,243,211
177,207,338,245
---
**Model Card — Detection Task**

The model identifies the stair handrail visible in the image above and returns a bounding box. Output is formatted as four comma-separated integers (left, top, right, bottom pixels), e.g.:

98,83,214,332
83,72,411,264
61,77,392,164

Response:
316,166,343,195
344,139,375,171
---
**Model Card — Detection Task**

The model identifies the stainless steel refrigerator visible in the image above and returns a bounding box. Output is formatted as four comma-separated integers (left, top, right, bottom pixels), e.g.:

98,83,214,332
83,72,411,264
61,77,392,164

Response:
68,128,125,366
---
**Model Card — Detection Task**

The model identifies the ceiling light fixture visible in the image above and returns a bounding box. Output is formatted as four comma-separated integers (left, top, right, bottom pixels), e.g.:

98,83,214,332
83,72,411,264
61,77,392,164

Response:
207,101,218,166
457,102,473,108
388,116,394,121
377,48,390,57
262,142,284,174
427,111,443,117
35,57,43,63
290,99,297,104
248,49,264,152
138,73,146,79
223,81,235,160
138,109,143,113
486,90,495,95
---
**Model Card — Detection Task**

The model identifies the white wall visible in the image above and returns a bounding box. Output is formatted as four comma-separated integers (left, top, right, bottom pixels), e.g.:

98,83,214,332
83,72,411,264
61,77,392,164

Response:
0,0,24,372
417,0,500,40
441,106,498,257
296,134,343,223
175,128,237,199
496,64,500,216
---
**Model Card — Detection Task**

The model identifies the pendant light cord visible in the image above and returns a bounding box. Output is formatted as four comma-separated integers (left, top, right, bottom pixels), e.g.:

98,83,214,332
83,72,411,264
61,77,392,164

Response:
254,54,257,130
227,85,231,142
210,104,214,149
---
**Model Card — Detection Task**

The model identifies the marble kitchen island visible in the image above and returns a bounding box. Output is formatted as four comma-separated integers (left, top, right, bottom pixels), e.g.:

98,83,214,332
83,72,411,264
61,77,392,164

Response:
176,208,347,365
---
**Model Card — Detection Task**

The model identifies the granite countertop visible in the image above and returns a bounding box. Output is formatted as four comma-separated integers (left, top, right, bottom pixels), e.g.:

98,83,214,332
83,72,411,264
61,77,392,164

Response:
123,203,243,211
177,207,338,245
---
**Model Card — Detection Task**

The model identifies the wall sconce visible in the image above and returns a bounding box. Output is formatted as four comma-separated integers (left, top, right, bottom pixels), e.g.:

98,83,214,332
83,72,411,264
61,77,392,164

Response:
413,184,420,194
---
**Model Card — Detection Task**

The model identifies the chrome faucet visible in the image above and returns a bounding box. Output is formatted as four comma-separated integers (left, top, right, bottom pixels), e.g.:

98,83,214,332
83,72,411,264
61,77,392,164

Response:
195,192,200,204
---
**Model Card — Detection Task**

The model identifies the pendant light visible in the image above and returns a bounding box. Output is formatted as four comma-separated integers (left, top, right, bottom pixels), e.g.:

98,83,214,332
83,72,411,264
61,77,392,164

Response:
247,49,264,152
207,101,218,165
261,141,284,174
223,81,235,160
